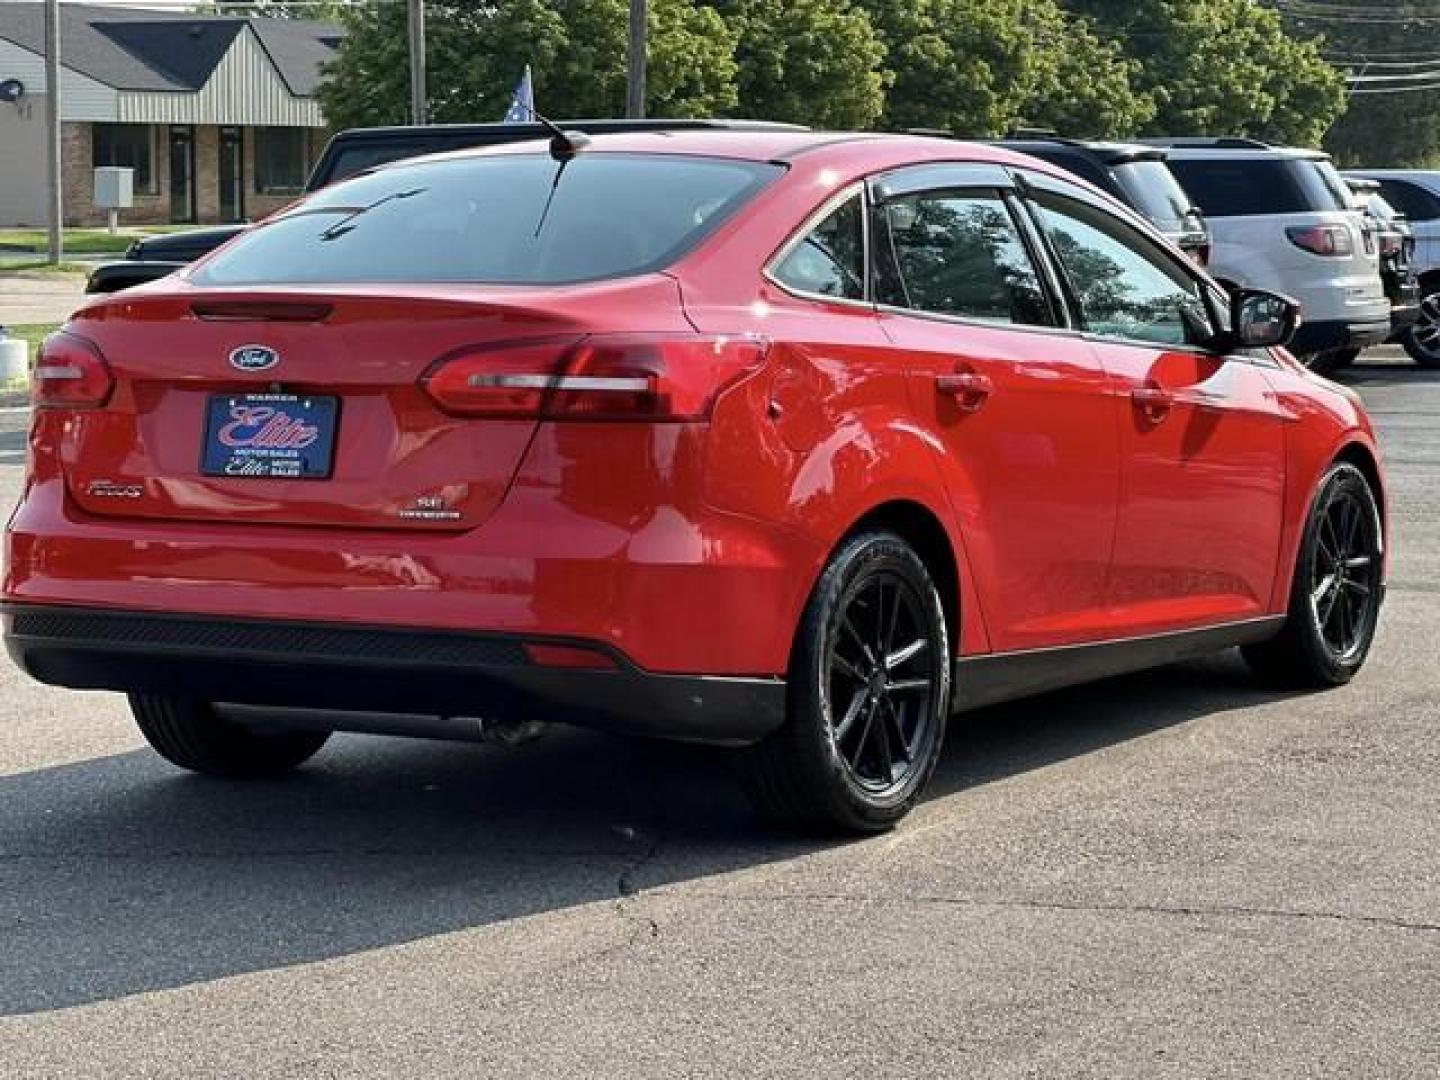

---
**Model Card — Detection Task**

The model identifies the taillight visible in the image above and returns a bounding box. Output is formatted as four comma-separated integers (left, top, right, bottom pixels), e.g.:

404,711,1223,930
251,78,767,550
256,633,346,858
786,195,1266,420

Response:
1286,225,1354,257
421,333,768,421
1380,235,1402,257
32,331,114,409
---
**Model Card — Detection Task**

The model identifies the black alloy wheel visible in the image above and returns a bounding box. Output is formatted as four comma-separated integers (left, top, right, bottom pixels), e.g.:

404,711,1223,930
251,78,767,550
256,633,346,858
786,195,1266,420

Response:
1243,462,1384,687
1308,476,1383,663
824,568,942,795
1401,293,1440,368
741,531,950,834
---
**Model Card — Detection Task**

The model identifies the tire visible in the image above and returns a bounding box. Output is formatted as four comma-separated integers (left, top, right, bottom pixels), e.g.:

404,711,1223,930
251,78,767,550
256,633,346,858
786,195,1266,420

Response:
129,694,330,778
1242,463,1384,688
1400,293,1440,368
1304,349,1355,377
740,531,951,834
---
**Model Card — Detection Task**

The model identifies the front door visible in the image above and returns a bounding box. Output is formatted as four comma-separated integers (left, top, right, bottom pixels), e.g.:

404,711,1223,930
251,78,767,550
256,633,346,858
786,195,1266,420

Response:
1025,180,1288,635
869,166,1122,653
219,126,244,223
168,126,195,223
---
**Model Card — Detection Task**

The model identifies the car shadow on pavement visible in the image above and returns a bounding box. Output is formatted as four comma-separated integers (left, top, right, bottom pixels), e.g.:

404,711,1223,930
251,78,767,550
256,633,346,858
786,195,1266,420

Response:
0,649,1290,1018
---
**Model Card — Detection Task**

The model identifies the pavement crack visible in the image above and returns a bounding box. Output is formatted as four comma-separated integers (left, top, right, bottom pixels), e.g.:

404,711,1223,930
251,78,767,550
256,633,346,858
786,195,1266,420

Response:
705,891,1440,934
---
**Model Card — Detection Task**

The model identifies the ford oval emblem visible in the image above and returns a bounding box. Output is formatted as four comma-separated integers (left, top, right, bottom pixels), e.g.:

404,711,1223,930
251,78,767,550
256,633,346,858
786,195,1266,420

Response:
230,344,279,372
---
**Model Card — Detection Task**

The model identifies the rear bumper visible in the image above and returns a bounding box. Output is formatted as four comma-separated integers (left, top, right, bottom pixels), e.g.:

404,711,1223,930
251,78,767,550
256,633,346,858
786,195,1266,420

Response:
1,603,786,746
1288,318,1391,356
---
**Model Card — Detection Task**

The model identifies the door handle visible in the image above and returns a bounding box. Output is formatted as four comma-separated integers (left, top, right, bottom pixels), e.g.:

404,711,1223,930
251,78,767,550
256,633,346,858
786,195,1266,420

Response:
936,372,993,412
1131,385,1173,423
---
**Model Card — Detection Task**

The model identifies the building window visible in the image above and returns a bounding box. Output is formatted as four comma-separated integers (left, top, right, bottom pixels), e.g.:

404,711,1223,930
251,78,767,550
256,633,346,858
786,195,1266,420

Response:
254,128,308,195
92,124,156,194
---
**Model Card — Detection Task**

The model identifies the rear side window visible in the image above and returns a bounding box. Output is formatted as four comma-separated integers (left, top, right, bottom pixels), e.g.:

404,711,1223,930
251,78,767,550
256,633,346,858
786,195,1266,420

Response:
878,191,1052,326
1375,179,1440,222
1168,157,1347,216
191,154,782,287
772,194,866,300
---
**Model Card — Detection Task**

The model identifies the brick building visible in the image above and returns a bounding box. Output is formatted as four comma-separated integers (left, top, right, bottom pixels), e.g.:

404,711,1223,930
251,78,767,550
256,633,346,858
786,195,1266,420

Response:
0,4,339,227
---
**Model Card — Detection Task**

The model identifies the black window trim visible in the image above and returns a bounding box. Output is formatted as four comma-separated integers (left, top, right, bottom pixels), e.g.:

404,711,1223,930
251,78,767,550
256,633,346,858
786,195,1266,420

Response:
861,164,1073,338
762,181,873,308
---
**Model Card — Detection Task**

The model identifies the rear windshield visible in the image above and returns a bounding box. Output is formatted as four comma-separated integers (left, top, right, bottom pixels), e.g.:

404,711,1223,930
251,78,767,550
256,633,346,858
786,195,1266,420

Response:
192,153,782,287
1109,161,1195,225
1166,157,1349,217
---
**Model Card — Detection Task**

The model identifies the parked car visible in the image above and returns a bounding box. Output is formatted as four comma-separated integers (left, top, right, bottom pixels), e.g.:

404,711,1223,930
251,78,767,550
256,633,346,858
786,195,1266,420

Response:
989,133,1211,265
1344,169,1440,367
6,132,1387,833
85,118,807,294
1145,138,1390,374
1342,177,1420,361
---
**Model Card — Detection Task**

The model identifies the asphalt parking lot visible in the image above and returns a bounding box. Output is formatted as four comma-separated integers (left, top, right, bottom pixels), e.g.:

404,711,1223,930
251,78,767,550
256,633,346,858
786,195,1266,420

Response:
0,353,1435,1078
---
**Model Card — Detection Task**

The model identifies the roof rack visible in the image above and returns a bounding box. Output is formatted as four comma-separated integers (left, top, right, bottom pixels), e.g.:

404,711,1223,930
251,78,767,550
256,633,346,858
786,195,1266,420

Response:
1003,127,1062,141
1137,136,1274,150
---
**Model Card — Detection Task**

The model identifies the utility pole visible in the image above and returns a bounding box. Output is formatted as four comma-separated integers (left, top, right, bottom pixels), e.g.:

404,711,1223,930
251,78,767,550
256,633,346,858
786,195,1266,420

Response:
626,0,646,119
44,0,62,265
407,0,427,125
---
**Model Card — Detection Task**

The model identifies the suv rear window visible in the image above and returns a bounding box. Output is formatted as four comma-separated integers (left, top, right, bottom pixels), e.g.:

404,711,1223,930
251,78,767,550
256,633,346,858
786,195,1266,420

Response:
192,153,782,287
1167,157,1348,217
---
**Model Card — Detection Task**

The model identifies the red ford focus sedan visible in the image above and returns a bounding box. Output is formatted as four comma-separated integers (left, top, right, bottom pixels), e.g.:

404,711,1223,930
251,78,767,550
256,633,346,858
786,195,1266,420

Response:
2,131,1386,832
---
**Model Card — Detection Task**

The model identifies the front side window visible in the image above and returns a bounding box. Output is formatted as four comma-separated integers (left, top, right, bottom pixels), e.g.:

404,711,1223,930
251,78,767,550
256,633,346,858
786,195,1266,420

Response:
772,193,865,300
1034,194,1213,347
255,128,309,195
878,190,1052,326
191,153,782,287
92,124,155,194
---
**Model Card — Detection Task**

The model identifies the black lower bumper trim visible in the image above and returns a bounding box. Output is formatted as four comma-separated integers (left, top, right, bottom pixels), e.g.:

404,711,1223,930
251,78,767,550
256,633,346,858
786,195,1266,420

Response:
2,604,786,746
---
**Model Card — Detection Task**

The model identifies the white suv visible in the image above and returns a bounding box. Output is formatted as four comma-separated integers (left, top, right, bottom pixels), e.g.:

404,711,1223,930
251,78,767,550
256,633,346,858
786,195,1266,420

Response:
1147,139,1389,372
1344,169,1440,367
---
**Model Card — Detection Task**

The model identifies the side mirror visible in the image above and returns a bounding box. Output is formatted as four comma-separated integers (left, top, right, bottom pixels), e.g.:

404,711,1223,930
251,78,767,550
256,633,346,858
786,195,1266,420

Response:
1230,288,1300,349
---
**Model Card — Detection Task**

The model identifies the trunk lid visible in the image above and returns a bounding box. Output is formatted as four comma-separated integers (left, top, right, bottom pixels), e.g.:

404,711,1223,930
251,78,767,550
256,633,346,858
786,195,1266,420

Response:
60,277,688,530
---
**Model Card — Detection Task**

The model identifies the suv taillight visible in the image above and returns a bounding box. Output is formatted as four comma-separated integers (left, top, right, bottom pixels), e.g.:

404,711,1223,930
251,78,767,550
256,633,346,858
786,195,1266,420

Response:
32,331,114,409
421,334,768,421
1286,225,1354,257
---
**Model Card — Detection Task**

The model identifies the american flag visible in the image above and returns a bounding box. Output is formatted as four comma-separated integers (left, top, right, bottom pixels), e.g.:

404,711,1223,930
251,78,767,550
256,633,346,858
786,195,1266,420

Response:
503,65,535,123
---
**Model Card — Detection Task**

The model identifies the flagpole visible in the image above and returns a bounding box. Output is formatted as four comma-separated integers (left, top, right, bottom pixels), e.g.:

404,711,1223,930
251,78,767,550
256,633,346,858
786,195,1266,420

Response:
626,0,646,119
407,0,427,125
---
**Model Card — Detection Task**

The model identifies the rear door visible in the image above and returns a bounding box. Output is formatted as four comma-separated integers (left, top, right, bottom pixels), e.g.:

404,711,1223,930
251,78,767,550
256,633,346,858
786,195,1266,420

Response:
1018,170,1288,634
868,164,1122,652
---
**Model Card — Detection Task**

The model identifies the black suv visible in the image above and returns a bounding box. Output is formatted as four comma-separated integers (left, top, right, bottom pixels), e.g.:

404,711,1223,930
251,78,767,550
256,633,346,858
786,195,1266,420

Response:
87,118,805,294
988,134,1211,264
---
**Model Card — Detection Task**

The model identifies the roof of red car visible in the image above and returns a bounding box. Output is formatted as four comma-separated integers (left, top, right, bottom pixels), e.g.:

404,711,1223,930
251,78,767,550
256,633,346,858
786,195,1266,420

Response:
416,129,1035,172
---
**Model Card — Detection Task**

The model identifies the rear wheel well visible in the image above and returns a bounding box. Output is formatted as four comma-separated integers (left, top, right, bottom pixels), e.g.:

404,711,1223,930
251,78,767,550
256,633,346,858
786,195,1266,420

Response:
838,501,960,646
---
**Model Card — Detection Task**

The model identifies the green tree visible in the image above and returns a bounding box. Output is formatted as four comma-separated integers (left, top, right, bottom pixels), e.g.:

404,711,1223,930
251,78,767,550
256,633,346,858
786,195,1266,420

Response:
858,0,1151,138
1273,0,1440,166
705,0,889,128
1070,0,1347,147
318,0,737,131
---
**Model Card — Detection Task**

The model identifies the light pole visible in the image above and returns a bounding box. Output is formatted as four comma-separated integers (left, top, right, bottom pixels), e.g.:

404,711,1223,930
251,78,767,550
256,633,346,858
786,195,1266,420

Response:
407,0,427,125
626,0,646,119
44,0,62,264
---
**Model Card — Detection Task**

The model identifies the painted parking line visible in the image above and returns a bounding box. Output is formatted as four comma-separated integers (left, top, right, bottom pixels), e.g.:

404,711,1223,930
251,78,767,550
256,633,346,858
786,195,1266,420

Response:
0,406,31,416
